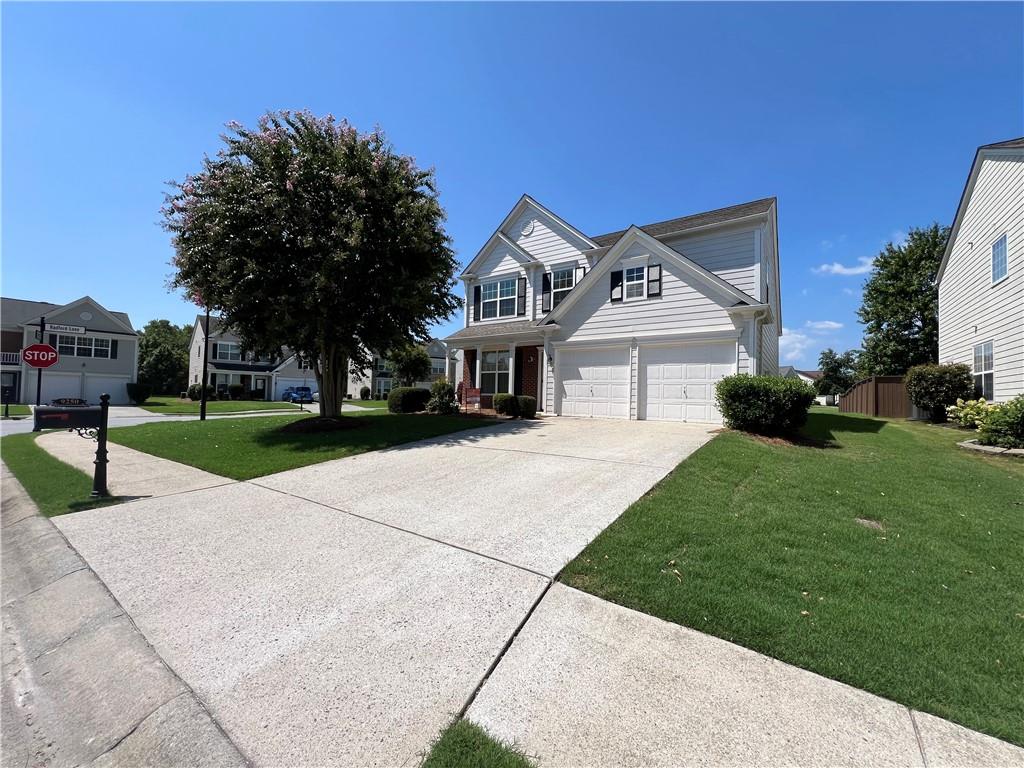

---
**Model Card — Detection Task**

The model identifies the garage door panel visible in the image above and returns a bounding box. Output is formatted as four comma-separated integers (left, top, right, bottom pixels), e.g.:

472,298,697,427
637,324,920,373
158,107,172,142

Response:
558,348,630,419
641,342,734,424
84,376,131,405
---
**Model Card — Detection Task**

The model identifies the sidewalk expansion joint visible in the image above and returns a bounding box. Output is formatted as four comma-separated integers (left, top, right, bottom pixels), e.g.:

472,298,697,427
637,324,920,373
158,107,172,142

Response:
908,708,929,768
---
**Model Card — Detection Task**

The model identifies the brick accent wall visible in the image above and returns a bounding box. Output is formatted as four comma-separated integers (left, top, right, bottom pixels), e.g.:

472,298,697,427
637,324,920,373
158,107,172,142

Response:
462,350,475,389
520,346,540,400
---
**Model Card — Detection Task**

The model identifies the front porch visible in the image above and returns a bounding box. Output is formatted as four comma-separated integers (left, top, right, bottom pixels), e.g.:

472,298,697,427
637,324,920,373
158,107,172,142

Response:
458,343,544,411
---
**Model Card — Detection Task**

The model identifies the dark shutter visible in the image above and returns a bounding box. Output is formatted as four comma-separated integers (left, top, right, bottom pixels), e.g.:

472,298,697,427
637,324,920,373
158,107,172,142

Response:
574,266,586,286
542,272,552,312
610,270,624,302
111,340,119,359
472,286,481,322
48,333,57,347
647,264,662,297
516,277,527,316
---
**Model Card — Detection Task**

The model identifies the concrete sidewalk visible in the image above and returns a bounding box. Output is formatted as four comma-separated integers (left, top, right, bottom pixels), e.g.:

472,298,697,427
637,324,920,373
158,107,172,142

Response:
468,584,1024,768
36,430,231,499
0,464,247,768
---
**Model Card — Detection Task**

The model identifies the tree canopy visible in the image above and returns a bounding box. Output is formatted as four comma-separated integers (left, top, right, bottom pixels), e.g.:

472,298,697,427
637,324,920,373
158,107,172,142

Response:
389,344,432,386
138,319,191,394
162,111,459,417
816,348,859,396
857,224,948,376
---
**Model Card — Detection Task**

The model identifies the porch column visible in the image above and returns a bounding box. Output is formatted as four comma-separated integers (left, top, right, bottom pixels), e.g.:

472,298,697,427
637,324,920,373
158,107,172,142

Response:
475,346,482,388
507,343,516,394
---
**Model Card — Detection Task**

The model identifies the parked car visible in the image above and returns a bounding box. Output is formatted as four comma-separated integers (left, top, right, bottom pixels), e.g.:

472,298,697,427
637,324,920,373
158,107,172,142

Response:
281,386,314,404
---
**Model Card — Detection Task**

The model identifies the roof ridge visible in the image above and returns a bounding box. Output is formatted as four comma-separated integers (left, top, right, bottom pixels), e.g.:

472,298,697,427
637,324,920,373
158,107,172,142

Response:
589,196,776,245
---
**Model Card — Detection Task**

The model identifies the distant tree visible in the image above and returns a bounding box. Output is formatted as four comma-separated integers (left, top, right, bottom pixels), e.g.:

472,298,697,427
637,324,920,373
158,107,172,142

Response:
857,224,948,375
162,111,459,417
138,319,190,394
816,348,859,396
389,344,432,386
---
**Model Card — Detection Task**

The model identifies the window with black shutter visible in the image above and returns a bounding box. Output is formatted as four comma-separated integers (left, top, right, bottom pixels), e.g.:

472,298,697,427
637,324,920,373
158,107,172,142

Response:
472,285,482,322
610,270,624,302
517,277,527,316
542,272,552,312
647,264,662,297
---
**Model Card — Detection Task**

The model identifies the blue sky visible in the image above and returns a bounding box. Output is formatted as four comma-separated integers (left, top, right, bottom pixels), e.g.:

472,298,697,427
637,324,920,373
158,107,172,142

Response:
4,2,1022,368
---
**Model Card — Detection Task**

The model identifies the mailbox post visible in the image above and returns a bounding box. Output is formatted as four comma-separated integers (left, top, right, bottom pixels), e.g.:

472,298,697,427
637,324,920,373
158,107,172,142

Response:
33,393,110,498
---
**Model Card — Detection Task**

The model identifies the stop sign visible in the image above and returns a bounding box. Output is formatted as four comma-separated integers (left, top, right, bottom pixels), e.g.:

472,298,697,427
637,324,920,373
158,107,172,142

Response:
22,343,59,368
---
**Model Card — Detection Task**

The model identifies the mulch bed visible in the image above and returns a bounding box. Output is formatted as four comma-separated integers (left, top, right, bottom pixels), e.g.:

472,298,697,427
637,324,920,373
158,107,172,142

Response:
277,416,365,434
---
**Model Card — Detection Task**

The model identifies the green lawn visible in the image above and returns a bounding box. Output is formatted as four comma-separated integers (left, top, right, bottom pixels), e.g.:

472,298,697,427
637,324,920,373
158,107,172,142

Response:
423,720,532,768
1,433,126,516
108,411,498,480
561,410,1024,746
1,404,32,418
140,398,302,414
347,399,388,409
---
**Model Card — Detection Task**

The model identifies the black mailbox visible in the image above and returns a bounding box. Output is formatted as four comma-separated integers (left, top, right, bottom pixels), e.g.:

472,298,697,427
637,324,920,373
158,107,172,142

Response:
33,405,104,432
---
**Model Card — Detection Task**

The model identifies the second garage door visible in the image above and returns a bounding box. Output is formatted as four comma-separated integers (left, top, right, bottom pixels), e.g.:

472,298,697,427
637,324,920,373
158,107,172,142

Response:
640,342,735,423
83,375,131,405
558,347,630,418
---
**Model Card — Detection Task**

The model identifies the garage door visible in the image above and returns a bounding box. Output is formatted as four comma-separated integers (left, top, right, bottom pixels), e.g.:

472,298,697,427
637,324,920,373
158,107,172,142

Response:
26,371,81,404
641,342,734,423
274,377,312,400
558,347,630,418
84,375,131,405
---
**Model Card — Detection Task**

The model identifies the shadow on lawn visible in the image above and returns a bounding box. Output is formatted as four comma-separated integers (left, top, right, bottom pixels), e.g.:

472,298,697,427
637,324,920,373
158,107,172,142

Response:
802,410,887,446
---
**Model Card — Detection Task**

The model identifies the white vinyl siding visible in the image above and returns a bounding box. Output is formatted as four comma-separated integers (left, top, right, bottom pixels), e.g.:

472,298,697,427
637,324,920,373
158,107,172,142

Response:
660,224,759,298
938,152,1024,401
991,234,1008,283
508,209,592,318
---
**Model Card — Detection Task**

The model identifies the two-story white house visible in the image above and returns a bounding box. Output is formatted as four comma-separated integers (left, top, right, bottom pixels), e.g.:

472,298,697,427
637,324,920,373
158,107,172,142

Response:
445,195,781,423
937,137,1024,402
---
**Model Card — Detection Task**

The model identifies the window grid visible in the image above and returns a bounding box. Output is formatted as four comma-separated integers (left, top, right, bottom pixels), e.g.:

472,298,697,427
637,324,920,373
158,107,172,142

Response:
480,350,510,394
481,278,518,319
973,341,994,401
992,234,1008,283
552,268,575,308
625,266,645,299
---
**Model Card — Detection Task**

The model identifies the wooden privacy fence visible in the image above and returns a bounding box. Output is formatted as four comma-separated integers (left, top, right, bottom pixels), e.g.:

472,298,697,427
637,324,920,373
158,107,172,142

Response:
838,376,912,418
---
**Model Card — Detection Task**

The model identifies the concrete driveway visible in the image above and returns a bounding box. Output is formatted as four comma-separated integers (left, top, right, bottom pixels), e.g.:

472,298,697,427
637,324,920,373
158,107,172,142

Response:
52,417,714,766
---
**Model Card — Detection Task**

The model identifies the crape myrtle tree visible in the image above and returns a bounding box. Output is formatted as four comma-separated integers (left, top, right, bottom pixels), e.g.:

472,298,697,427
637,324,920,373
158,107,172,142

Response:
389,344,432,386
163,111,459,418
857,224,948,376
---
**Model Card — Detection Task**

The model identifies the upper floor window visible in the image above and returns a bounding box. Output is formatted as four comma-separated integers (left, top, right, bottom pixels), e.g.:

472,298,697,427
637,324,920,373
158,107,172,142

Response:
214,342,241,361
973,341,994,400
481,278,517,319
625,266,646,299
992,234,1008,283
56,334,110,358
430,361,445,377
551,268,575,308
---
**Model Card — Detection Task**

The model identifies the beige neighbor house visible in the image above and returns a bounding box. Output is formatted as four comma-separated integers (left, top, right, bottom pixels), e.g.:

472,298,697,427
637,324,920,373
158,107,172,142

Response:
349,339,451,398
937,137,1024,402
445,195,781,423
187,316,333,400
0,295,139,405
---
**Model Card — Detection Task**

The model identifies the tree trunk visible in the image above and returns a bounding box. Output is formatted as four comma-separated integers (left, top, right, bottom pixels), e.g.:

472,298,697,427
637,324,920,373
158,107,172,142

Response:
317,344,347,418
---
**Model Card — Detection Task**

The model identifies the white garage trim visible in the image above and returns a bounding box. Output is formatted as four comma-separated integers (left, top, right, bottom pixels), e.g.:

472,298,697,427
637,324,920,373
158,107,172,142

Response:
638,341,736,424
556,346,630,419
83,373,132,405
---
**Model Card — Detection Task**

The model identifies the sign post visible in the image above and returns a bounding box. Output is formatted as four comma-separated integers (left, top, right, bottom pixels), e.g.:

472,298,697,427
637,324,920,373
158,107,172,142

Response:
22,333,59,407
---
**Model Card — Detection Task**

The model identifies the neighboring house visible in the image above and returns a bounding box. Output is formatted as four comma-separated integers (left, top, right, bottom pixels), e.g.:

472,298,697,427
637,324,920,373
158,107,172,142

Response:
187,316,324,400
445,195,781,423
937,137,1024,402
0,295,139,405
781,367,834,404
350,339,450,398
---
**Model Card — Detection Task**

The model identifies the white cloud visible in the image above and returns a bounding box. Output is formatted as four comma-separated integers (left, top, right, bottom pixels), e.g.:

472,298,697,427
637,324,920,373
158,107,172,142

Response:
806,320,843,332
842,287,857,296
890,230,908,247
779,327,813,363
813,256,875,276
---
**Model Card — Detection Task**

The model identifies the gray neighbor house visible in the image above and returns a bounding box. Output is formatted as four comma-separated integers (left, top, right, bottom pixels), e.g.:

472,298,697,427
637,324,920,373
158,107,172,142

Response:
0,295,139,405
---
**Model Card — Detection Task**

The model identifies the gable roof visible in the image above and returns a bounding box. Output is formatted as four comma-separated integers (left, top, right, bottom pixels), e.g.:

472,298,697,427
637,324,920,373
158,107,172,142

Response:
3,296,136,334
590,197,776,247
462,231,537,277
937,137,1024,284
544,226,765,326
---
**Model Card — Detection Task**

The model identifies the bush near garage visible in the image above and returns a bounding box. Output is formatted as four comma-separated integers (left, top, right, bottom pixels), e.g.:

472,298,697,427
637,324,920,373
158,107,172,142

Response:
516,396,537,419
715,374,816,435
186,383,215,401
977,396,1024,449
359,386,371,400
492,393,520,417
905,363,973,423
125,382,152,405
427,378,459,415
387,387,430,414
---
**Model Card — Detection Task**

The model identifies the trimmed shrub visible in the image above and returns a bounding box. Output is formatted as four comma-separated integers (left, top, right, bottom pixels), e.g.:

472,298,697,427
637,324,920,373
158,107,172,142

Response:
715,374,816,435
427,378,459,415
977,396,1024,449
228,383,245,400
387,386,430,414
360,386,371,401
946,398,993,429
905,363,973,422
186,383,214,401
492,393,520,417
517,395,537,419
125,382,152,405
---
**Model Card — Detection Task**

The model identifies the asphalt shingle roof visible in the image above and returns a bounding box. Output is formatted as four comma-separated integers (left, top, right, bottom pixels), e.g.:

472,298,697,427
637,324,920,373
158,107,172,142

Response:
589,197,776,247
445,319,541,342
1,297,135,332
